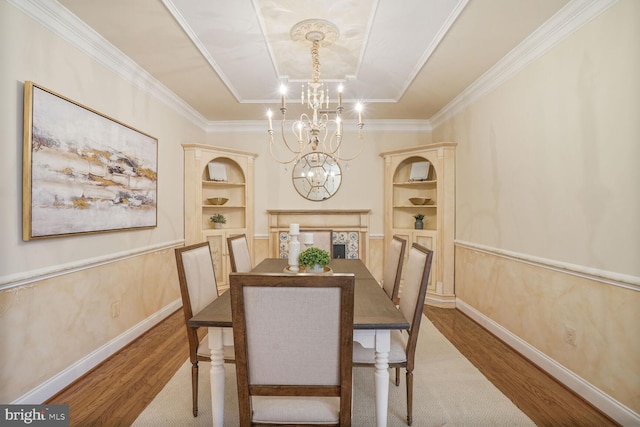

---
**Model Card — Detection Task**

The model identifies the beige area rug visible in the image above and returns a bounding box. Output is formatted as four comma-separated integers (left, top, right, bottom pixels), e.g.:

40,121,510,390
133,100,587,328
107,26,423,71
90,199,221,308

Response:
134,316,535,426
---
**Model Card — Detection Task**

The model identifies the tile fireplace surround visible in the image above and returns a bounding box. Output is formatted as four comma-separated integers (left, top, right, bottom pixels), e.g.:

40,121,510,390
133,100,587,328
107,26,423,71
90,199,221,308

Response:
267,209,371,265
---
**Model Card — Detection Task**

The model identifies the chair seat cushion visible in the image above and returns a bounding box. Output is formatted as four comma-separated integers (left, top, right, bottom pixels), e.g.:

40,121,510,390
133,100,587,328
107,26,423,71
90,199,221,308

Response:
353,329,407,364
251,396,340,424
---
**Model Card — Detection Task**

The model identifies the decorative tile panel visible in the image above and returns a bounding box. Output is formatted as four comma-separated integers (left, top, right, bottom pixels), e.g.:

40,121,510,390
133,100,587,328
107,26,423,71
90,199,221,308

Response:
278,231,359,259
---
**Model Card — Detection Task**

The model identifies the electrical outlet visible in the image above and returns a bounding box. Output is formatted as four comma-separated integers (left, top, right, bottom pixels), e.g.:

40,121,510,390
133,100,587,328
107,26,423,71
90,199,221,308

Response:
564,326,576,346
111,301,121,318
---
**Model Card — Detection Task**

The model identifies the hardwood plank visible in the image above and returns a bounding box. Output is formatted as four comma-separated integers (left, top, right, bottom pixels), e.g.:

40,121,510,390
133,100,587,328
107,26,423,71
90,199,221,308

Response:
423,305,618,427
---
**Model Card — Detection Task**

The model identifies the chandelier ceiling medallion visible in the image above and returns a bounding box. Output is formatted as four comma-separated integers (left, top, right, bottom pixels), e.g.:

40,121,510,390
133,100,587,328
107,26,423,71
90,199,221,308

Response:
266,19,365,170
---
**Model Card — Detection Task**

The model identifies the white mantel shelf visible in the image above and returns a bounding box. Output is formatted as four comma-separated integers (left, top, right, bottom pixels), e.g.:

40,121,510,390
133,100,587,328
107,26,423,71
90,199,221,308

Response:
267,209,371,215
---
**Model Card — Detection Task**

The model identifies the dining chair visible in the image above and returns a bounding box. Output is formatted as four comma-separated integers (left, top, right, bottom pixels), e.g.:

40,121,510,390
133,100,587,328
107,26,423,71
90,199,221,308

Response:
353,242,433,426
227,233,252,272
230,272,355,426
175,242,235,417
382,235,407,304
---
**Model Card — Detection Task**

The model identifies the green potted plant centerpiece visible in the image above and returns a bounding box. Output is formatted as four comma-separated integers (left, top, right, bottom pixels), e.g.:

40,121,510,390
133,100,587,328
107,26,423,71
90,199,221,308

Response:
298,247,330,273
210,213,226,229
413,213,425,230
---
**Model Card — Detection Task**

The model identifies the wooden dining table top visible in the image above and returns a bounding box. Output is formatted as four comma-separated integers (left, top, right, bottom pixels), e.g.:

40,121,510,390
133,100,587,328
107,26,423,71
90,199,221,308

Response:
188,258,409,330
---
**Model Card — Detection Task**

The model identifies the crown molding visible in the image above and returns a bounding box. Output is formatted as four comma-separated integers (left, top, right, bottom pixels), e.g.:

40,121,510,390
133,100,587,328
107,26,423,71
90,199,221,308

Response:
430,0,619,128
8,0,209,130
205,119,432,134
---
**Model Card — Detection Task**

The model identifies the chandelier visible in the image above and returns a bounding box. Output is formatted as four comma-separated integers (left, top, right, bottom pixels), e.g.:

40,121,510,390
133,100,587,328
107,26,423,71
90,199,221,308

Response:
267,19,364,165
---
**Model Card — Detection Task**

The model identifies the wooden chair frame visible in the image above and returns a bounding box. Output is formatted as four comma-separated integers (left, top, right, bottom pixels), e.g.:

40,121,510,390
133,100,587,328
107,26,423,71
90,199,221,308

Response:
230,273,355,426
175,242,234,417
383,235,407,303
227,233,252,273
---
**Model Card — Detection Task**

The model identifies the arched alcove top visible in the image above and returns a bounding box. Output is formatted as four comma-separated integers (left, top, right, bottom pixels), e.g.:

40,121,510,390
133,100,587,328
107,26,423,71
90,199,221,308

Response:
393,155,437,183
201,156,246,184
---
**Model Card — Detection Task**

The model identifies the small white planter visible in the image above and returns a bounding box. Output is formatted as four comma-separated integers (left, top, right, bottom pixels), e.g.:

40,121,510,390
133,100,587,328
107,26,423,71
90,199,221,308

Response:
308,264,325,273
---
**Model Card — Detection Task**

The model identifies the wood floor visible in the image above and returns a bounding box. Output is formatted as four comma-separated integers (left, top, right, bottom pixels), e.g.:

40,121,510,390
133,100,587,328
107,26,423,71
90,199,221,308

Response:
47,306,618,426
424,306,617,427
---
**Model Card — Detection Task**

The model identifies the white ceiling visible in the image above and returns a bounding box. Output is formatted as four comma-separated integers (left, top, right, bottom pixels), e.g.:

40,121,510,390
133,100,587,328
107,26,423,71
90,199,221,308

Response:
57,0,570,122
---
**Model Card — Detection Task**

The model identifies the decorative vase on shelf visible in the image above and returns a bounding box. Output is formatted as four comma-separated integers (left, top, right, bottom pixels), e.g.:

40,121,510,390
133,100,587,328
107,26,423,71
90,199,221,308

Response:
413,214,425,230
210,213,226,229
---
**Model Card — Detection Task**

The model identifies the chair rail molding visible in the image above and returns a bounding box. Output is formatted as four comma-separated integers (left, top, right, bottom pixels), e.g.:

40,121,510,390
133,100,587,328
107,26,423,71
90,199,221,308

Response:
0,240,185,291
455,240,640,291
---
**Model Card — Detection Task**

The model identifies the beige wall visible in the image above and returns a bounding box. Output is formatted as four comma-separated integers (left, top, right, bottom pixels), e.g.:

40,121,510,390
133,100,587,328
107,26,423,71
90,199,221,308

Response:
434,0,639,419
0,1,204,402
434,0,640,277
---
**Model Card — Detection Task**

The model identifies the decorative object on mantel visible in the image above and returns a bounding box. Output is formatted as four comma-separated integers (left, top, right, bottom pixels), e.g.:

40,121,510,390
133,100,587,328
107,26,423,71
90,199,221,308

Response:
298,247,331,273
207,197,228,205
302,232,314,248
210,213,226,228
287,223,301,272
413,213,425,230
409,161,430,181
409,197,431,205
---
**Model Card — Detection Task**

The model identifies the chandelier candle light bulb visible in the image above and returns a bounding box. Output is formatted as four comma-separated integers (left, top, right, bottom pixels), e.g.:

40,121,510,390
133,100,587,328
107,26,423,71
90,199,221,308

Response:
280,84,286,109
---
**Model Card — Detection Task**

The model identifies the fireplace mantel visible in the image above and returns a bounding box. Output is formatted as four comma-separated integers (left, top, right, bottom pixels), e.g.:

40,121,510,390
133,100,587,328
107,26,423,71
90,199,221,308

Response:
267,209,371,265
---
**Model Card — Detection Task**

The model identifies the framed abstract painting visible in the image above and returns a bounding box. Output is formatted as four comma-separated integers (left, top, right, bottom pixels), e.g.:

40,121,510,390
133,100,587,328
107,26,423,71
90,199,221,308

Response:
22,81,158,240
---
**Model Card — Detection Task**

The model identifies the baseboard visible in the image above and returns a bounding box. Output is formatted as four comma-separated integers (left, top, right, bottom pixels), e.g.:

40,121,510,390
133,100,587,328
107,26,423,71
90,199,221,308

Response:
12,298,182,404
456,299,640,426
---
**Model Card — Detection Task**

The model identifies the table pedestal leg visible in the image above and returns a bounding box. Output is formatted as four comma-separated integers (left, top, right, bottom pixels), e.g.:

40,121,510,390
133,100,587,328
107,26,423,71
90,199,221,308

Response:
208,327,225,427
374,349,390,427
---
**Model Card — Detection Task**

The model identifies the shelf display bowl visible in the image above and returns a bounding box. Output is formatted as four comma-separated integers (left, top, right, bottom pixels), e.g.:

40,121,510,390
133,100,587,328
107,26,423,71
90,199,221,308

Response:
409,197,431,205
207,197,229,205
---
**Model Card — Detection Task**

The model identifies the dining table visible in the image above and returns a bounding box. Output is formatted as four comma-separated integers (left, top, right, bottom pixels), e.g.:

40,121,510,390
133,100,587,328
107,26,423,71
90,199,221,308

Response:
188,258,409,427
